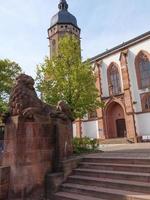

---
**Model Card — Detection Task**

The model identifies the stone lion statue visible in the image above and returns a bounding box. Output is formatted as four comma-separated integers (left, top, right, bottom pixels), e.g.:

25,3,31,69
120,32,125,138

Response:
9,74,74,121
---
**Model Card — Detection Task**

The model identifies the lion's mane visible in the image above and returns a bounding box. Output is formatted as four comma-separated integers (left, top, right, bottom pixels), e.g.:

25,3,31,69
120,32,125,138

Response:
9,74,73,121
9,74,43,116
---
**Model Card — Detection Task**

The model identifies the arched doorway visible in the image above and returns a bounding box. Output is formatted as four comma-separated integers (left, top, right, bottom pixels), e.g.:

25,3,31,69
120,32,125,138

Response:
105,102,127,138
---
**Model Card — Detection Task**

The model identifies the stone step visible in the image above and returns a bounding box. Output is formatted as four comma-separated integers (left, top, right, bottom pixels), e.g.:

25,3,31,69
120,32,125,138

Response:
54,192,105,200
80,162,150,173
99,137,128,144
61,183,150,200
73,168,150,182
67,175,150,194
51,153,150,200
83,157,150,165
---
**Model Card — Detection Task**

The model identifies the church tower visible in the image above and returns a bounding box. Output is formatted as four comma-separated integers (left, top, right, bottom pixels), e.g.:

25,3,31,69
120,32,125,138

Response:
48,0,80,58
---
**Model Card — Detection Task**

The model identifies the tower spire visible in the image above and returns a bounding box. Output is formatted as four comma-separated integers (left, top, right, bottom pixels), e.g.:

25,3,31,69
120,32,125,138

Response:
58,0,68,11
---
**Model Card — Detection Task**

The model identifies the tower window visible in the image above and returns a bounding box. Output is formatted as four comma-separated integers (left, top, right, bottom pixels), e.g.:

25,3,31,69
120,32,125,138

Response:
51,39,56,56
61,25,64,28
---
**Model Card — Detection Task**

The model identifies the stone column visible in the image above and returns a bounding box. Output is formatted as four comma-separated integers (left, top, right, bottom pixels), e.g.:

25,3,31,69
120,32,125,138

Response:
120,50,137,142
95,62,105,139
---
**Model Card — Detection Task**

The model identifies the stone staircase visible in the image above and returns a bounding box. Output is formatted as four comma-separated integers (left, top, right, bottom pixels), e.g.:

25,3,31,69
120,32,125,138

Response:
99,137,134,144
53,155,150,200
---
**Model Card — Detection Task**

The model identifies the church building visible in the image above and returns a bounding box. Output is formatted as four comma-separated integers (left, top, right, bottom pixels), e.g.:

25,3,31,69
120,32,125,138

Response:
49,1,150,142
79,32,150,142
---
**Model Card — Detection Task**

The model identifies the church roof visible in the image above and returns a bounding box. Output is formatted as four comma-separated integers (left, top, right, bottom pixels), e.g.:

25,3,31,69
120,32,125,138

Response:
90,31,150,63
50,0,78,29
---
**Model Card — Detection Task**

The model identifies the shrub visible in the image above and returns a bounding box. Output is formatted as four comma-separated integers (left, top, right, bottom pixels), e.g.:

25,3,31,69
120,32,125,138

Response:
90,138,99,151
73,136,99,154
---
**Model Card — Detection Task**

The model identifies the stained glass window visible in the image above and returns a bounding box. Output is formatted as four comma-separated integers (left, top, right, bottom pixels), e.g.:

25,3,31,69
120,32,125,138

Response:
108,64,121,95
139,59,150,88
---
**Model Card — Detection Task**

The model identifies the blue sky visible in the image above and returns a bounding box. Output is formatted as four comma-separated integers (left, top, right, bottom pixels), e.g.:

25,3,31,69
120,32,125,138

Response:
0,0,150,77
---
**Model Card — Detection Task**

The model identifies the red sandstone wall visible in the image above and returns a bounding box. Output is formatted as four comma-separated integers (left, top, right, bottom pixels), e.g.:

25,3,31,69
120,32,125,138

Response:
0,166,10,200
0,116,73,199
2,117,54,199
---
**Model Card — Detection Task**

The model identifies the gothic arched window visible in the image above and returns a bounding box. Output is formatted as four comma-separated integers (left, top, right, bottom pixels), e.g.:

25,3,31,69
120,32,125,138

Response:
135,50,150,89
141,93,150,112
107,63,121,95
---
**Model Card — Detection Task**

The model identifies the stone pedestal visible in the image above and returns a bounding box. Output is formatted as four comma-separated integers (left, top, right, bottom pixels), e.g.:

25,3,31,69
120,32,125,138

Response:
2,116,54,199
53,119,73,172
45,156,82,199
0,73,74,199
0,167,10,200
0,115,73,199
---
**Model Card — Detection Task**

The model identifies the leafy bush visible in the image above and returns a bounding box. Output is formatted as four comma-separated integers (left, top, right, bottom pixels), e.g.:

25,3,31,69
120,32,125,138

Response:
90,138,99,151
73,136,99,154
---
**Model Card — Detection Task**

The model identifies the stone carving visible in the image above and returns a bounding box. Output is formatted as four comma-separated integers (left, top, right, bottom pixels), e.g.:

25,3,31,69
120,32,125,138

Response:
9,74,74,122
57,100,74,121
0,73,73,199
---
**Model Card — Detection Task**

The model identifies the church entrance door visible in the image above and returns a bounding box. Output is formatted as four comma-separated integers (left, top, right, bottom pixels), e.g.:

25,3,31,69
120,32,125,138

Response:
116,119,126,138
105,102,127,138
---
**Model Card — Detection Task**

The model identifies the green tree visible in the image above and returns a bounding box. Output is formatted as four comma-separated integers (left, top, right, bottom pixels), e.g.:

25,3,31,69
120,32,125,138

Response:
0,59,22,113
36,35,101,119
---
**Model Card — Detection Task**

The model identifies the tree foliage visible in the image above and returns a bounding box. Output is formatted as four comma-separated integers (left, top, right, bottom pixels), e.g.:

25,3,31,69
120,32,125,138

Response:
36,35,101,119
0,59,22,113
